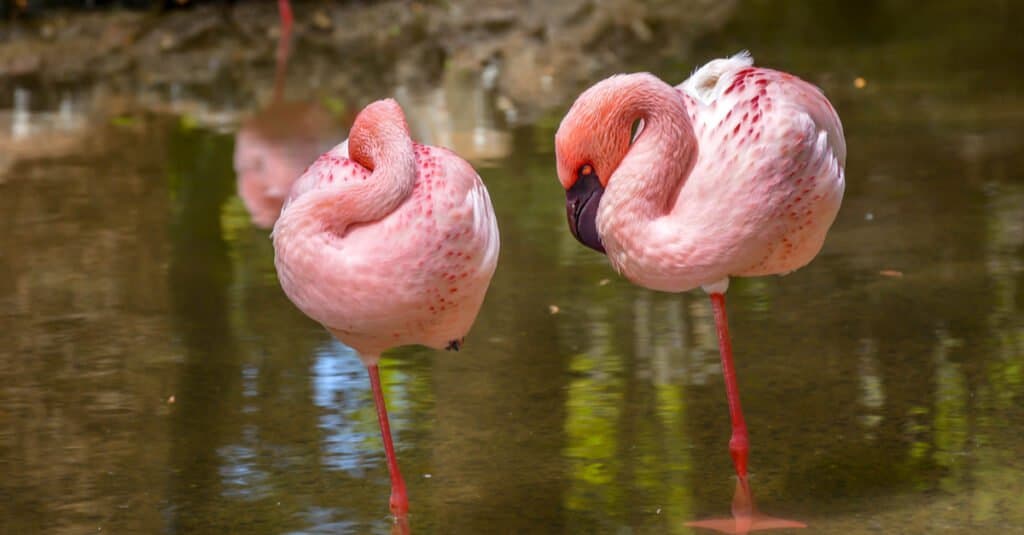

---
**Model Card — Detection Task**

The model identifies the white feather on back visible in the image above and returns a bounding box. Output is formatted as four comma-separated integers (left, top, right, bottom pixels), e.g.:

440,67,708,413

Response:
680,51,754,105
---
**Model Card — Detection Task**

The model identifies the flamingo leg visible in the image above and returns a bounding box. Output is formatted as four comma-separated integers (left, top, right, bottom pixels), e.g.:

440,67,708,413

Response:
367,364,410,516
709,292,750,480
687,293,807,533
277,0,293,33
272,0,294,101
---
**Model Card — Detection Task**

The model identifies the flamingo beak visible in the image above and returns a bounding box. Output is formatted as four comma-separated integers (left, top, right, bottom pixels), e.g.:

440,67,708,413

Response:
566,174,606,254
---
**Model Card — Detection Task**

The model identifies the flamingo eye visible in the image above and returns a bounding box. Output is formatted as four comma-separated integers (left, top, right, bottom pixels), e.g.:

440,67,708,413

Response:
578,164,595,178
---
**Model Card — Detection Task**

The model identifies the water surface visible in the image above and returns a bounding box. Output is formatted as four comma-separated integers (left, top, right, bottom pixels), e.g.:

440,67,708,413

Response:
1,2,1023,534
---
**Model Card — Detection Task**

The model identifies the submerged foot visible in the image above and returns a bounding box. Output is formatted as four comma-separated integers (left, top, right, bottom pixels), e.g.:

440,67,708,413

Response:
389,482,409,516
391,513,411,535
686,477,806,534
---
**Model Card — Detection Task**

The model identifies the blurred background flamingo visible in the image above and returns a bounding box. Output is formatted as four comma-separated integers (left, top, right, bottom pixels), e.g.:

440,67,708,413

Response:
233,0,350,228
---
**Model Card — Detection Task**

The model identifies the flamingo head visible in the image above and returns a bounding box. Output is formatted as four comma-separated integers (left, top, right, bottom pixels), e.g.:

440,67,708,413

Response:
555,74,658,254
562,162,606,254
349,98,411,170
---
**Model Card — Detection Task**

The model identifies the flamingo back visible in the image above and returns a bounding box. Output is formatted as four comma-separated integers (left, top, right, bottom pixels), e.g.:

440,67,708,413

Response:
677,54,846,278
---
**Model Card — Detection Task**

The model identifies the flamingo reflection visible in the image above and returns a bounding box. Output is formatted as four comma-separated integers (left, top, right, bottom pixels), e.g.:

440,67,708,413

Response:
233,0,349,228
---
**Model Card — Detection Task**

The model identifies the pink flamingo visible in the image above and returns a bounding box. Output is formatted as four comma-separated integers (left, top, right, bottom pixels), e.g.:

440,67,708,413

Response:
555,52,846,532
272,99,500,517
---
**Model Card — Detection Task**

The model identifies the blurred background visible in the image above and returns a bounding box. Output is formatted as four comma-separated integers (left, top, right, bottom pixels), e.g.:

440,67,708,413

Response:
1,1,1022,533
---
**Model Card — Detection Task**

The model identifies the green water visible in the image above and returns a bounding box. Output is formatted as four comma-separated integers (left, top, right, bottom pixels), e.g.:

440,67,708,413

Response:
1,2,1023,534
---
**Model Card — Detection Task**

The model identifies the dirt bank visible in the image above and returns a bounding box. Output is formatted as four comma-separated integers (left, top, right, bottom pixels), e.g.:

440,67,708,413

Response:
0,0,736,121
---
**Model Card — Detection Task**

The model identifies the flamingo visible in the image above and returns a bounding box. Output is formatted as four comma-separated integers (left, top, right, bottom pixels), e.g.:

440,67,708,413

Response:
272,99,500,517
233,0,351,228
555,52,845,532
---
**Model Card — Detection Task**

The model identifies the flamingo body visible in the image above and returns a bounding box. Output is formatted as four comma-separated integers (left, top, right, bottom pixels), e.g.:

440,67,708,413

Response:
557,52,845,292
272,99,498,517
273,100,499,362
555,53,846,531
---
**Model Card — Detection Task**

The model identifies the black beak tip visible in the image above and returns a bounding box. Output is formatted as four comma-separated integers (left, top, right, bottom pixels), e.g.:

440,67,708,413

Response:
565,174,606,254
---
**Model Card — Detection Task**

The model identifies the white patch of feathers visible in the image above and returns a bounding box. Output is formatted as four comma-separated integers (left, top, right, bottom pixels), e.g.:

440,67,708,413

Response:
680,51,755,106
467,179,500,273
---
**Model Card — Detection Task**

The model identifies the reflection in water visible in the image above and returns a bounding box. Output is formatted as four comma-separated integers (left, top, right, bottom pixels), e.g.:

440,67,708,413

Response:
0,115,175,533
233,100,347,227
233,1,349,228
312,340,379,475
396,67,512,165
165,121,243,533
0,87,92,177
12,87,30,139
2,2,1024,533
161,121,394,532
564,307,625,513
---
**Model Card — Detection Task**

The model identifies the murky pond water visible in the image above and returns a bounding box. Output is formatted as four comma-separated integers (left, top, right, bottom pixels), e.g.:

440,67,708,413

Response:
2,2,1023,534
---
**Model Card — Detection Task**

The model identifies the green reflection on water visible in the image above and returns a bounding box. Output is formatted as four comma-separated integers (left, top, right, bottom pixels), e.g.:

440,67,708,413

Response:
565,347,625,500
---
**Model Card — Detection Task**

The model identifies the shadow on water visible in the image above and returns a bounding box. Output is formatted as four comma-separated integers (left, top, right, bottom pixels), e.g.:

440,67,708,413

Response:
1,1,1023,534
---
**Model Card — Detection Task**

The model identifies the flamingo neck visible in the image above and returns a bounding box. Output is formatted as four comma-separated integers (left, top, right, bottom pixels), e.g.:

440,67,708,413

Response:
598,81,697,258
276,113,416,240
345,121,417,226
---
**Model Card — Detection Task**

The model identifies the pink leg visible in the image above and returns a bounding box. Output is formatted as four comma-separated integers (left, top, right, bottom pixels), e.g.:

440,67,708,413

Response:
367,364,410,516
277,0,293,30
689,294,807,532
272,0,294,101
709,292,749,480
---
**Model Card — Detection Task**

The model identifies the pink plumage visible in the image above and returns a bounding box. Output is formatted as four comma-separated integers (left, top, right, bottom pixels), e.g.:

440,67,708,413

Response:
272,98,499,517
274,99,499,362
557,51,845,292
555,52,845,531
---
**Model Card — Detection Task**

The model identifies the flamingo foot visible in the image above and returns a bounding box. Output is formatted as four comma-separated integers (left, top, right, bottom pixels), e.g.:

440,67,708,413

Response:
686,477,806,534
391,513,411,535
686,515,806,534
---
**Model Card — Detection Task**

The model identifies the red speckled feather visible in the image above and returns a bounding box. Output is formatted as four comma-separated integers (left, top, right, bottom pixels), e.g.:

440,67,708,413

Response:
554,53,845,292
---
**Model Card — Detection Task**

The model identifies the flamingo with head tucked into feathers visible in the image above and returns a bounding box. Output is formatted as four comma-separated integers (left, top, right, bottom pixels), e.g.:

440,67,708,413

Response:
272,98,500,519
555,52,846,532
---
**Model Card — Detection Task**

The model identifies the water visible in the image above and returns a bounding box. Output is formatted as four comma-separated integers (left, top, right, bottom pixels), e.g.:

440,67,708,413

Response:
2,1,1023,533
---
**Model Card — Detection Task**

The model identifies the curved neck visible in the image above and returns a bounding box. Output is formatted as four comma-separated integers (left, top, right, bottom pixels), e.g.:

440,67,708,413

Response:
345,123,417,226
280,123,416,238
600,81,696,228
